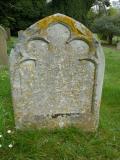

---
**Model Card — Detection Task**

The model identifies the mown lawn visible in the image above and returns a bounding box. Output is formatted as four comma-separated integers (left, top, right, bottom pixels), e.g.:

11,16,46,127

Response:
0,39,120,160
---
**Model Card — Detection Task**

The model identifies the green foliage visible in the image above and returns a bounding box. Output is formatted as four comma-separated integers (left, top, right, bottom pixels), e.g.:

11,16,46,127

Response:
86,0,111,28
8,0,46,31
104,0,111,7
108,7,120,16
0,0,47,33
0,0,95,33
94,0,111,16
0,0,15,27
49,0,95,24
12,0,47,30
92,15,120,44
87,9,98,28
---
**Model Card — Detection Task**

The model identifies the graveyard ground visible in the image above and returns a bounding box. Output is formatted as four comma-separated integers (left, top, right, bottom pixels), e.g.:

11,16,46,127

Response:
0,38,120,160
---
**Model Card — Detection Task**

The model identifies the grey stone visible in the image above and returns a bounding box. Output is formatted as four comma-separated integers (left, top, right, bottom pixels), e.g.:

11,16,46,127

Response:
18,30,24,40
10,14,105,131
117,42,120,50
0,26,8,66
5,27,11,40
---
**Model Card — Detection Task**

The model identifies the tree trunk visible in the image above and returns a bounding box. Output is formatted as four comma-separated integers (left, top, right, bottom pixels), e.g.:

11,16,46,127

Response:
108,34,113,45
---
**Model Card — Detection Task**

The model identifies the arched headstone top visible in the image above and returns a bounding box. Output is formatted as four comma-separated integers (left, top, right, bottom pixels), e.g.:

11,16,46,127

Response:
20,14,96,52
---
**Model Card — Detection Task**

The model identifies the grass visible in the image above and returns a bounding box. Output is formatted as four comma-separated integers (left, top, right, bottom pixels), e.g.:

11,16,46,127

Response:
0,38,120,160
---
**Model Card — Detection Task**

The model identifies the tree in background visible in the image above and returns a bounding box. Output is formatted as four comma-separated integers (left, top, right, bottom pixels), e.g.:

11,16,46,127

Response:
87,8,98,29
0,0,48,34
108,7,120,16
11,0,47,33
86,0,111,29
48,0,95,24
0,0,15,27
0,0,96,34
92,14,120,44
94,0,110,15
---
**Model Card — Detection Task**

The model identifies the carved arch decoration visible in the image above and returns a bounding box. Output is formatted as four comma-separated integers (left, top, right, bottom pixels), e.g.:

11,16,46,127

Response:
10,14,105,131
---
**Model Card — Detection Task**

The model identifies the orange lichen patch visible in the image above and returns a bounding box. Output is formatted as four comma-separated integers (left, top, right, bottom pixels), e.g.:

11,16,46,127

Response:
37,14,95,52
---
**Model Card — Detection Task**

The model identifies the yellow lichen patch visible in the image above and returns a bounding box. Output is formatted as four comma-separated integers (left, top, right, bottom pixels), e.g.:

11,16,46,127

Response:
37,14,95,52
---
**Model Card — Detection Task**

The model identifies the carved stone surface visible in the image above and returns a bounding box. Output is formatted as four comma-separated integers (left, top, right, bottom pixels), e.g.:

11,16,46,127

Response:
0,26,8,66
10,14,105,131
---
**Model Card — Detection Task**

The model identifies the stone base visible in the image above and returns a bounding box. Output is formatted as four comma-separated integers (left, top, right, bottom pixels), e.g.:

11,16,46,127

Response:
15,113,97,132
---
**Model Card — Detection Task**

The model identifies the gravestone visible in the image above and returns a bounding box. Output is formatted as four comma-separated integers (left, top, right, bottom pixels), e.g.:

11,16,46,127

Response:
0,25,8,66
5,27,11,40
10,14,105,131
18,30,24,39
117,42,120,50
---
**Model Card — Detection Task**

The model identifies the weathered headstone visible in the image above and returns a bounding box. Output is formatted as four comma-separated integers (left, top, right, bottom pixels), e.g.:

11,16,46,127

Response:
5,27,11,40
18,30,24,39
117,42,120,50
10,14,105,131
0,25,8,66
